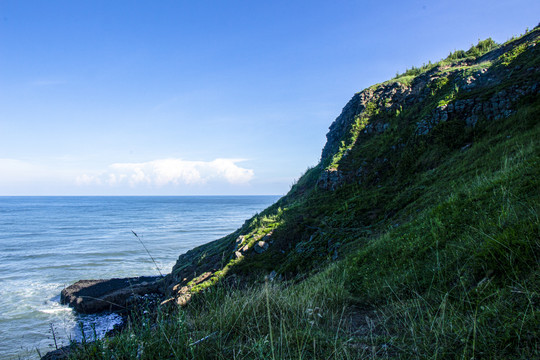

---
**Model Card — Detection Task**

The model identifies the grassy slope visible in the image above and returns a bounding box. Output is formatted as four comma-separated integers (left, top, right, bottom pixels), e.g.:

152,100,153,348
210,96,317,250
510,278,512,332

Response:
68,29,539,359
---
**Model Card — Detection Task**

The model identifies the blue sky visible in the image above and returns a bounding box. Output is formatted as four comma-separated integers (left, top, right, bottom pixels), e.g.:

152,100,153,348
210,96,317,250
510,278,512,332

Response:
0,1,538,195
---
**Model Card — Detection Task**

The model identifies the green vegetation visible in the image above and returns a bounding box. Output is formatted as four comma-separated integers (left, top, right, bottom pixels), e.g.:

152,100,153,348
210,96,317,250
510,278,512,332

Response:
347,110,539,357
500,42,531,66
393,38,498,81
68,264,359,359
394,62,435,80
463,37,498,58
66,28,539,359
327,110,373,170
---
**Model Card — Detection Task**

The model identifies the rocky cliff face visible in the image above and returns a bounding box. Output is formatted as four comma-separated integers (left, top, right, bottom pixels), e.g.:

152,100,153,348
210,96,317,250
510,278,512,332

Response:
317,28,539,191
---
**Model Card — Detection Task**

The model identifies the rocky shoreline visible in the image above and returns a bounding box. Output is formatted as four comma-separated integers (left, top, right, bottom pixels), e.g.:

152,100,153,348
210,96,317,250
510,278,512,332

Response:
60,275,165,314
41,276,166,360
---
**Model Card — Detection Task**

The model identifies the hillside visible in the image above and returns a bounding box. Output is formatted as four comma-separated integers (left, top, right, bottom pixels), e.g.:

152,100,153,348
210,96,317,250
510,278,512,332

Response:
66,27,539,359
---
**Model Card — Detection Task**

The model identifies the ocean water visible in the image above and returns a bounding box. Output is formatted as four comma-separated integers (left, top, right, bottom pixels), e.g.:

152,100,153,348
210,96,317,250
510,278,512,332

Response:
0,196,279,359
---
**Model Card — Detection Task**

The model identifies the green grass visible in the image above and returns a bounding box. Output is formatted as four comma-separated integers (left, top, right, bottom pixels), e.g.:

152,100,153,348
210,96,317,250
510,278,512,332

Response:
69,263,364,360
342,99,540,358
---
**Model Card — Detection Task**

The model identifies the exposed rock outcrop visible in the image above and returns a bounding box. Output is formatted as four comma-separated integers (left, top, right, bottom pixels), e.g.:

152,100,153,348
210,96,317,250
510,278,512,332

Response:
254,240,269,253
317,168,344,190
416,79,539,135
317,28,539,191
60,276,163,314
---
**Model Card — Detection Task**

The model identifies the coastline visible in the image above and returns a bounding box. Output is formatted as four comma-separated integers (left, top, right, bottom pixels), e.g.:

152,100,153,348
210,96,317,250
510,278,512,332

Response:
41,275,167,360
60,275,165,314
0,196,280,360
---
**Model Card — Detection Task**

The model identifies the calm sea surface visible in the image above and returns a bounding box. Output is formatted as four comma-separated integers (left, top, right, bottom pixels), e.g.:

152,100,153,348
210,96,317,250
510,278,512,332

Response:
0,196,279,359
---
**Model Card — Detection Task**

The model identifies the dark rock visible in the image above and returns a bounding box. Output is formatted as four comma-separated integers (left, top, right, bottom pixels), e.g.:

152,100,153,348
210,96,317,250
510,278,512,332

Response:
125,292,162,309
317,168,344,190
254,241,269,254
61,276,163,314
41,344,80,360
267,270,277,281
320,81,412,161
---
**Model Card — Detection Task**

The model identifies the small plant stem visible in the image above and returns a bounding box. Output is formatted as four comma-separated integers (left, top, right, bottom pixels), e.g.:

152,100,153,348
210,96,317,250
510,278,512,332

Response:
131,230,163,277
156,318,179,360
265,278,276,360
50,323,58,350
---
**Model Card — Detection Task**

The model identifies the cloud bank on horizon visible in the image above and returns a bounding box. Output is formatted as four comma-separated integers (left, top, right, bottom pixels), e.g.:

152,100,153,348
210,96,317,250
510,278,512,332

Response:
0,157,255,195
76,158,254,188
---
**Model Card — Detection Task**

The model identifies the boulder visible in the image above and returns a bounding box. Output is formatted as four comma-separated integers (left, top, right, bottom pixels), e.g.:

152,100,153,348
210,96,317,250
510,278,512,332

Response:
254,241,269,254
60,276,162,314
41,344,80,360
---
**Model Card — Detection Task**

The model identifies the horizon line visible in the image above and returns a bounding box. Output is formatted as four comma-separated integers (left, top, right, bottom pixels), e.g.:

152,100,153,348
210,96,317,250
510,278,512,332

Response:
0,194,282,197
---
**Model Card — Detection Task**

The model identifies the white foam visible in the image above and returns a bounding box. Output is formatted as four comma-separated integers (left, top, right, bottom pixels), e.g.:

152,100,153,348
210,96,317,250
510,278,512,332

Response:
39,307,72,314
73,312,124,341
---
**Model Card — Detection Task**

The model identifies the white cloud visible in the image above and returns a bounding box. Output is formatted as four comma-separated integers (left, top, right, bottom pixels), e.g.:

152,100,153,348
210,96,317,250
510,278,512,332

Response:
76,158,254,188
0,157,256,195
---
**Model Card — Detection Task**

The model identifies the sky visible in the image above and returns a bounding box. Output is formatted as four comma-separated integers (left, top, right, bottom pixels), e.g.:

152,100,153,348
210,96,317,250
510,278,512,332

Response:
0,0,538,196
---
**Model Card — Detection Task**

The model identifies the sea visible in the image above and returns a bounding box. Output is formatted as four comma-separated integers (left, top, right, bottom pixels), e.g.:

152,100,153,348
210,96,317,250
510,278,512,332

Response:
0,196,279,359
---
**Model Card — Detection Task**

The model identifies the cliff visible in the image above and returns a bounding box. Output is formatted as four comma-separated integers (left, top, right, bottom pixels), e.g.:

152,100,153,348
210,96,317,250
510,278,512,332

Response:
165,26,539,291
64,26,540,359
